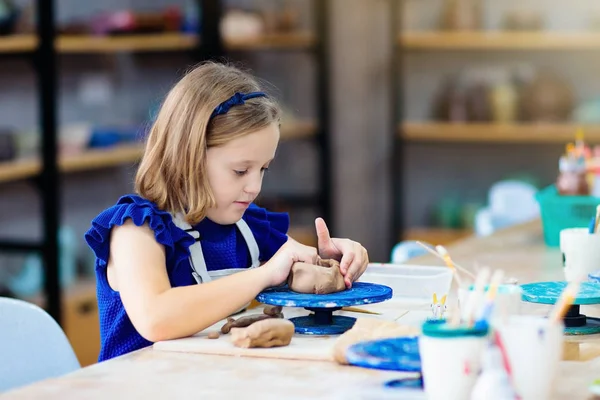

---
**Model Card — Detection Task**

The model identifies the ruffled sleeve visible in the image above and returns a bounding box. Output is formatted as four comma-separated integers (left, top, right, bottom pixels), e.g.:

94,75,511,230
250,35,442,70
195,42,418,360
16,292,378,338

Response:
84,195,195,270
242,204,290,261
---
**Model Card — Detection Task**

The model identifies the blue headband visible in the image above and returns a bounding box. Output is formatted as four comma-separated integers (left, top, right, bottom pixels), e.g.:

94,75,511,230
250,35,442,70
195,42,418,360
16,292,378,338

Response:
210,92,268,119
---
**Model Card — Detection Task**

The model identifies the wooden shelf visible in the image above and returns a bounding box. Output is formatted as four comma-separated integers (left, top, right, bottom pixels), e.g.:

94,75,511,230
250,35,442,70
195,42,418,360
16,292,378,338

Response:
401,122,600,143
400,31,600,51
0,34,37,53
225,32,316,50
0,144,144,184
57,33,199,53
402,227,473,246
281,121,318,140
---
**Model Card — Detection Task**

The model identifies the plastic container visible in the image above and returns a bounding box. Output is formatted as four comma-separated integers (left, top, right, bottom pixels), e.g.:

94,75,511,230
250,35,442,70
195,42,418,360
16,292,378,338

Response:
419,320,489,400
358,263,453,301
536,184,600,247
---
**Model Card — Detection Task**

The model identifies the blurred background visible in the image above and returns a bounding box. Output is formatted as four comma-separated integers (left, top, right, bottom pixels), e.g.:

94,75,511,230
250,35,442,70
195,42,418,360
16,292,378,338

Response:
0,0,597,365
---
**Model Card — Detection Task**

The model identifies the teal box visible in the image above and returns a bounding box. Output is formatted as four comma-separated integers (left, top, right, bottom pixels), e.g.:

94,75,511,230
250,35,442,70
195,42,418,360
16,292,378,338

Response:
536,185,600,247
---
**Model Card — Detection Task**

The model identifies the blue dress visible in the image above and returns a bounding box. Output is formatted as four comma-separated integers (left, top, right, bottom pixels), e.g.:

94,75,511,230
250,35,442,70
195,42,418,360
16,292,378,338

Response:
84,194,289,362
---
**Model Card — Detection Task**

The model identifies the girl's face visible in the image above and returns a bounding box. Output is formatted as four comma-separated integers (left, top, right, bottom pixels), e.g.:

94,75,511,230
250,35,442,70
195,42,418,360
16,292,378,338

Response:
205,122,280,224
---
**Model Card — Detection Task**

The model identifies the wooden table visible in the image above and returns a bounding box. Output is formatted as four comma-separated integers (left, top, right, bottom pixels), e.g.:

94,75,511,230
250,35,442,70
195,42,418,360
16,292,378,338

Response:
4,220,600,400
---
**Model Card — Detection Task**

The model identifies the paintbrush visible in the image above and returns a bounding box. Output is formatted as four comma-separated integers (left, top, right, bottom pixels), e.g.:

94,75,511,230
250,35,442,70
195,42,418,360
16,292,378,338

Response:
463,266,491,326
475,269,505,323
436,245,466,289
415,241,476,280
594,205,600,233
549,280,582,324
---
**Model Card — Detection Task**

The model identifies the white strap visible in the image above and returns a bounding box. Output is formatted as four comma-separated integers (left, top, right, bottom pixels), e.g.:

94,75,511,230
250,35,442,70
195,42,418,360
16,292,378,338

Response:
171,213,261,283
235,218,261,269
171,213,212,284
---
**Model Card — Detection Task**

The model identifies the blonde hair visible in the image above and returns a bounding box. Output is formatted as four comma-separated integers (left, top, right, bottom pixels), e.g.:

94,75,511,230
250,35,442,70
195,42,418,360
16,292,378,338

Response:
135,61,281,225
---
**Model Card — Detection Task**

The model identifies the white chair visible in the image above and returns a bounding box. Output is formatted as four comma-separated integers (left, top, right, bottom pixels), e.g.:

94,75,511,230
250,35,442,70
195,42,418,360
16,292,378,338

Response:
0,297,80,393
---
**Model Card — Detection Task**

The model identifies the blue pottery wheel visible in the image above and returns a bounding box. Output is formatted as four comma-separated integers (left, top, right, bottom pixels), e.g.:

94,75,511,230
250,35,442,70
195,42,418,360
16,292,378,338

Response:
521,281,600,335
256,282,393,335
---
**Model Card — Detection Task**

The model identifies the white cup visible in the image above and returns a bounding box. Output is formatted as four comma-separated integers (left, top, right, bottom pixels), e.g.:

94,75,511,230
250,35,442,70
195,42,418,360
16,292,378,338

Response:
495,315,564,400
560,228,600,281
458,284,522,324
418,321,489,400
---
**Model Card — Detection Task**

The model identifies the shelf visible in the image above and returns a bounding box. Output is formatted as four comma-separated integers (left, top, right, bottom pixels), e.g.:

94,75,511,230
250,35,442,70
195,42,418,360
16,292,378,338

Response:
402,227,473,246
0,144,144,184
225,32,316,50
401,122,600,143
400,31,600,51
0,34,37,53
57,33,199,53
280,120,318,140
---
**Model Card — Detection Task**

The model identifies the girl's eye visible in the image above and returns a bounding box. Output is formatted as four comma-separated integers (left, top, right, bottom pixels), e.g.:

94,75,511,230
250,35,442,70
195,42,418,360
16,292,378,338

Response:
234,170,247,176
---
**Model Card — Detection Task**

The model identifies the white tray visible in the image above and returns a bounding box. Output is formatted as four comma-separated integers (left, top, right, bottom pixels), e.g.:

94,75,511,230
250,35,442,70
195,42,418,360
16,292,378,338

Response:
358,263,453,302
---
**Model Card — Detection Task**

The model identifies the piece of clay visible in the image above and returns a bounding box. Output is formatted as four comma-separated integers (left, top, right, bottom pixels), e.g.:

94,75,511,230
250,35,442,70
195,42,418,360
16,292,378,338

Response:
230,318,295,348
263,305,283,317
332,318,421,365
220,313,282,334
207,331,220,339
287,258,346,294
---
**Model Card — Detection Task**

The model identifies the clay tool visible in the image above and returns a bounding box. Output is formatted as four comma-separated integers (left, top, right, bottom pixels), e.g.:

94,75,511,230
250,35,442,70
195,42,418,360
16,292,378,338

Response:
341,306,382,315
549,279,582,324
416,241,476,281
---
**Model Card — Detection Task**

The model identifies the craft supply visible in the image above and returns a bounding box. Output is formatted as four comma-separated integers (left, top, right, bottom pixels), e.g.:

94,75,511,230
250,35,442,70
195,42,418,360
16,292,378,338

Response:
560,228,600,282
430,293,447,320
418,321,489,400
332,318,420,365
462,267,490,325
476,269,505,324
549,279,581,323
521,281,600,335
496,315,564,400
594,205,600,233
416,241,476,280
436,245,465,289
345,336,421,372
458,284,522,326
470,342,518,400
287,258,345,294
230,319,295,349
256,282,393,335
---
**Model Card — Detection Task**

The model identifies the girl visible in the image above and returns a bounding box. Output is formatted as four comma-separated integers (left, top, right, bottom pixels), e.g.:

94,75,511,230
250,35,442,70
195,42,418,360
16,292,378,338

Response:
85,62,369,362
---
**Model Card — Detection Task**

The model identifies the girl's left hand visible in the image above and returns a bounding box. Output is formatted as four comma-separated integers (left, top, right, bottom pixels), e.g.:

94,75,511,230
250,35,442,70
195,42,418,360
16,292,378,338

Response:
315,218,369,288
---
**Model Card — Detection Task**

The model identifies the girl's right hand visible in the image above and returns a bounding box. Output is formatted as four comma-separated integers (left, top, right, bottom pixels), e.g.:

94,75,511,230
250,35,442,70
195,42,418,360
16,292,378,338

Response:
263,239,319,287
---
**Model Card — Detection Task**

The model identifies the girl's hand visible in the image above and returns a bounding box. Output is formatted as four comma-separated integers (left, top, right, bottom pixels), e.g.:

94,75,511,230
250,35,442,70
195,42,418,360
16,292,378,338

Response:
315,218,369,288
263,239,319,287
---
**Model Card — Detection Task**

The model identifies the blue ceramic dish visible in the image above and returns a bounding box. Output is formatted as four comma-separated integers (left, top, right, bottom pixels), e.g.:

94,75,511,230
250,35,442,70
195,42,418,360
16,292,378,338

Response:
345,336,421,372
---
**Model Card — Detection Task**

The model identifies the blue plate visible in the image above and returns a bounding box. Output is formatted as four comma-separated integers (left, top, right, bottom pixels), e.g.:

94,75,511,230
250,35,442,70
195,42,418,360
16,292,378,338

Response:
521,281,600,305
345,336,421,372
256,282,393,308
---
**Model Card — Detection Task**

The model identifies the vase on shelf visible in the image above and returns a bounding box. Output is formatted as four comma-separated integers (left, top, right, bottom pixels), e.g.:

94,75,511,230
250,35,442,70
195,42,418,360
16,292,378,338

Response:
439,0,482,31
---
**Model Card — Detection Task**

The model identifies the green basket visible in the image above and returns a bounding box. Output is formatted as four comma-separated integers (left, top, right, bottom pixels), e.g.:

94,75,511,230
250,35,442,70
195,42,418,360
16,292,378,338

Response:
536,185,600,247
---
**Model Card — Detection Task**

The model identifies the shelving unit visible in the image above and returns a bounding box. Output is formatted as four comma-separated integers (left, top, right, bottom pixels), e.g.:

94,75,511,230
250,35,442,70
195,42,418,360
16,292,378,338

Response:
401,31,600,51
208,0,332,230
0,1,205,325
0,1,330,328
390,2,600,251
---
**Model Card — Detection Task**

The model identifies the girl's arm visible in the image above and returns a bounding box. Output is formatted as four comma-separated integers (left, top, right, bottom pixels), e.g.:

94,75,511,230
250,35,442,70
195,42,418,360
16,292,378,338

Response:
108,220,315,342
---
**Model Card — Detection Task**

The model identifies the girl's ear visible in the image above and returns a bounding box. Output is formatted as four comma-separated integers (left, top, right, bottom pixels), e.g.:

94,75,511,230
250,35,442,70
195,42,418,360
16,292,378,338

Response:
441,295,447,305
433,293,438,304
